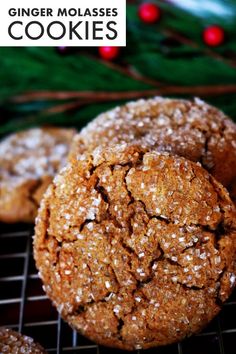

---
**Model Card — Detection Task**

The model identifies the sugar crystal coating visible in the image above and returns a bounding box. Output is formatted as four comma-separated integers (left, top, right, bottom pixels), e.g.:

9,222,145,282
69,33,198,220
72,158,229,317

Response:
34,144,236,350
0,328,46,353
70,97,236,199
0,127,76,223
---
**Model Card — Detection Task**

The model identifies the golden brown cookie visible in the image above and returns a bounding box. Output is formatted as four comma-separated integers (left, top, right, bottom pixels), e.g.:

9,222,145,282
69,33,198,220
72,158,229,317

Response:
0,328,46,353
0,127,76,223
70,97,236,198
34,144,236,350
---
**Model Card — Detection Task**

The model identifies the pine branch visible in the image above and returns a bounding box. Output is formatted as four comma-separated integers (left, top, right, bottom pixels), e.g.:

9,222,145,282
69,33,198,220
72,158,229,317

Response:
11,84,236,105
1,0,236,135
163,29,236,68
87,54,163,87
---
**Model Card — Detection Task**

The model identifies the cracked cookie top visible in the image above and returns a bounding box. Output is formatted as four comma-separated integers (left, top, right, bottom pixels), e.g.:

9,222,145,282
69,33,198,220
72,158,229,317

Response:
0,328,46,353
34,144,236,350
70,97,236,196
0,127,76,223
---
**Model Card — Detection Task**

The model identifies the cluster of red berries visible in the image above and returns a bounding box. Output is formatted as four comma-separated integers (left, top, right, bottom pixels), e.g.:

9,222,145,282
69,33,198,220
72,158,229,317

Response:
99,3,161,61
58,3,225,61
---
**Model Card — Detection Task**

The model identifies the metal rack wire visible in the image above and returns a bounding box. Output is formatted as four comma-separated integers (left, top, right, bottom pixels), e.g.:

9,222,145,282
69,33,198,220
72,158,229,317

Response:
0,223,235,354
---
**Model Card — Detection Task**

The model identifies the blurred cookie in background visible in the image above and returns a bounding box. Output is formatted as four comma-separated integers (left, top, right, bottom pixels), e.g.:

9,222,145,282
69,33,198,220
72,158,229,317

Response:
69,97,236,201
0,127,76,223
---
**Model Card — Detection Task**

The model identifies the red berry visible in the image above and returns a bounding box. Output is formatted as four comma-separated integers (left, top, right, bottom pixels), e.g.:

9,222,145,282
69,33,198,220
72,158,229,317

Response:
203,25,225,47
138,3,161,24
99,46,120,61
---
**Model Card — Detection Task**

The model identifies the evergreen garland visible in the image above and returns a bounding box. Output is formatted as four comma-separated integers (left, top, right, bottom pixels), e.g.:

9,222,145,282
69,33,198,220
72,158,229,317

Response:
0,0,236,137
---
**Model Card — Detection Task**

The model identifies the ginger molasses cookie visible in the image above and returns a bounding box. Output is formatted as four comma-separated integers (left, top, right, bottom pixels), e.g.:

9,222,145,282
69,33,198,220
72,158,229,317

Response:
0,127,76,223
34,144,236,350
0,328,46,353
70,97,236,196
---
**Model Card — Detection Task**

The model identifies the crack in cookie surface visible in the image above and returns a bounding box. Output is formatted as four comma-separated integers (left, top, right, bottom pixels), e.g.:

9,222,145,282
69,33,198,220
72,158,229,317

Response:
34,144,236,350
69,97,236,195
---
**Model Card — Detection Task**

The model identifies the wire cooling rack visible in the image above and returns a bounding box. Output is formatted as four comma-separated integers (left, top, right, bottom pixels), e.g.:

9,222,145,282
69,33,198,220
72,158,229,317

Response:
0,223,235,354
